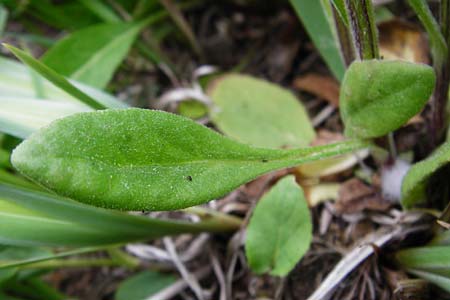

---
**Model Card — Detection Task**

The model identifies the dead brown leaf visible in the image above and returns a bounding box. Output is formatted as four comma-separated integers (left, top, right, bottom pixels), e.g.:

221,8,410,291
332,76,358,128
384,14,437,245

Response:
378,19,429,64
293,73,340,107
335,178,391,214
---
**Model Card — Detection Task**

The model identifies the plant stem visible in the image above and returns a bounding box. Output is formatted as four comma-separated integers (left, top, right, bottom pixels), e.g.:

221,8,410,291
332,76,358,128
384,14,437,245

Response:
107,247,140,269
344,0,379,60
332,3,355,66
184,207,243,228
430,0,450,149
21,258,122,269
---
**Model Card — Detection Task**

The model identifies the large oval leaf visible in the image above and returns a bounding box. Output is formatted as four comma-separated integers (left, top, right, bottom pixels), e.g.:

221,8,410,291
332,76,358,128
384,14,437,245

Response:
402,140,450,208
11,109,367,211
41,22,143,89
340,60,435,138
245,176,312,276
208,74,315,149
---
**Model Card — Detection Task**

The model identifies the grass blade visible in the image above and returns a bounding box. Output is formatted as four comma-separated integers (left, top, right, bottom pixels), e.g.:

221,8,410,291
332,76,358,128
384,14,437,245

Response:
2,44,107,110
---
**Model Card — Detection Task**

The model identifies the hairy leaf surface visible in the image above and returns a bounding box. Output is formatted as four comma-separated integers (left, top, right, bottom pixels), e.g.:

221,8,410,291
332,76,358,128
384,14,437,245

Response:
245,176,312,276
12,109,368,211
340,60,435,138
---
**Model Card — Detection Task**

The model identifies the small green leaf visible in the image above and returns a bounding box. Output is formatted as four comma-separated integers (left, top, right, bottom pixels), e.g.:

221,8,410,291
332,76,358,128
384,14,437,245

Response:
11,109,368,211
245,176,312,276
42,22,143,89
177,100,208,120
402,140,450,208
208,74,316,149
3,44,107,110
340,60,435,139
115,271,177,300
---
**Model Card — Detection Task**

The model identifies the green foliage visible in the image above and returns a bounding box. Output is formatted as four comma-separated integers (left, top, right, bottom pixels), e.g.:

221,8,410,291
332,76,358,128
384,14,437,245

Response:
0,5,7,38
115,271,177,300
0,183,234,248
42,22,144,89
340,60,435,139
396,246,450,293
289,0,345,80
4,45,107,110
177,100,208,119
208,74,315,149
11,109,368,211
0,57,126,109
245,176,312,276
407,0,447,66
402,140,450,208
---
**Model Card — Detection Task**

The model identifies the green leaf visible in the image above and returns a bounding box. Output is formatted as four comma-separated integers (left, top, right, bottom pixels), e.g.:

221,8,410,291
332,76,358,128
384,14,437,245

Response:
0,184,234,248
340,60,435,139
397,246,450,271
402,140,450,208
208,74,316,149
0,5,7,38
42,22,143,89
0,57,127,109
396,245,450,293
407,0,447,67
245,176,312,276
0,246,51,286
177,100,208,120
331,0,348,26
11,109,368,211
77,0,121,23
3,45,107,110
115,271,177,300
0,97,90,139
22,0,98,30
289,0,345,80
407,269,450,293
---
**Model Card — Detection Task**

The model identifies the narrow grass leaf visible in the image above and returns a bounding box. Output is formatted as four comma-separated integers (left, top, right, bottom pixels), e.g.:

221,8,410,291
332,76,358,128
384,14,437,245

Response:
402,140,450,208
407,0,447,66
340,60,435,139
0,97,90,139
396,246,450,271
77,0,121,23
3,45,107,110
11,109,368,211
208,74,315,149
290,0,345,80
0,57,127,109
0,5,7,38
245,176,312,276
0,183,234,247
407,269,450,293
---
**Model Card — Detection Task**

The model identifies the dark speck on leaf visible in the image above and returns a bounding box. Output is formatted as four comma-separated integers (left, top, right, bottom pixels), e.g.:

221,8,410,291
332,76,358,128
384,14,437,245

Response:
262,159,268,163
186,175,193,181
